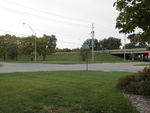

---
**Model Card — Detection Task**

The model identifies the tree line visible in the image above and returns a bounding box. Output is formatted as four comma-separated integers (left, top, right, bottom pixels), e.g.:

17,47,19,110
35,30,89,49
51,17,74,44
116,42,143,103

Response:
0,34,148,61
83,35,149,51
0,34,57,61
82,37,122,50
0,34,123,61
54,37,122,53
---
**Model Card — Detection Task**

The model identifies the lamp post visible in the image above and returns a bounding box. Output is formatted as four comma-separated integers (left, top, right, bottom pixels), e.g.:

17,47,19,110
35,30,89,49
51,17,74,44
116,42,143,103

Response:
23,23,37,62
124,34,126,62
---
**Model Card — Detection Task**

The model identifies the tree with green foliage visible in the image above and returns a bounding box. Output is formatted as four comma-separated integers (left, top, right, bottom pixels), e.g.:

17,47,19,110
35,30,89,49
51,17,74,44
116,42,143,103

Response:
80,43,91,61
43,34,57,53
124,43,136,49
20,36,36,61
59,48,72,52
114,0,150,42
7,36,19,61
37,37,48,61
71,48,80,52
99,37,122,50
0,35,8,61
0,34,19,61
83,39,99,50
37,34,57,60
80,48,91,61
125,34,148,49
0,34,57,61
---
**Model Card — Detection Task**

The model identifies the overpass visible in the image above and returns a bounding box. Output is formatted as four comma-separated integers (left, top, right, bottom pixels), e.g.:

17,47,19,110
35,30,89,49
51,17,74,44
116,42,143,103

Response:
96,48,150,61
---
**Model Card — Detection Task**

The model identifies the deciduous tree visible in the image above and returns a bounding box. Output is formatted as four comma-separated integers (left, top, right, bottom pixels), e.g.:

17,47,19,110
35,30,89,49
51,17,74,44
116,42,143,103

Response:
43,34,57,53
114,0,150,42
20,36,36,61
99,37,121,50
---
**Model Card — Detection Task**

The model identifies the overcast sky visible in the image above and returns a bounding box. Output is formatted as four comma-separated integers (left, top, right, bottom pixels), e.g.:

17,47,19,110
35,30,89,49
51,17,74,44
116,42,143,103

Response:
0,0,128,49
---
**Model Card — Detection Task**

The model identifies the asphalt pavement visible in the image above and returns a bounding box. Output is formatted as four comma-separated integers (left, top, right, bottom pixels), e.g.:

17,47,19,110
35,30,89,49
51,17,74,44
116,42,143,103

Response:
0,62,149,73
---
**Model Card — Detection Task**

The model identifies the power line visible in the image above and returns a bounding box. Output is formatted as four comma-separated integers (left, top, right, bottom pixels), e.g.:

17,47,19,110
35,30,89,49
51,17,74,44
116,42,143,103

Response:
1,0,91,24
91,23,95,62
0,29,28,36
0,5,89,28
0,0,118,38
58,41,82,45
0,3,89,28
0,29,83,46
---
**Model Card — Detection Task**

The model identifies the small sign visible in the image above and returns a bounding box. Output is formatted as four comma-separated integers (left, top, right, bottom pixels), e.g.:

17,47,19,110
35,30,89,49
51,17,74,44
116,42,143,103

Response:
83,44,90,49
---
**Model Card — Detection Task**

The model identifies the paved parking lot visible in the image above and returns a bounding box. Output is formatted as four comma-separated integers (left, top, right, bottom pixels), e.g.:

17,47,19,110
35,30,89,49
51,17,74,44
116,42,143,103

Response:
0,62,149,73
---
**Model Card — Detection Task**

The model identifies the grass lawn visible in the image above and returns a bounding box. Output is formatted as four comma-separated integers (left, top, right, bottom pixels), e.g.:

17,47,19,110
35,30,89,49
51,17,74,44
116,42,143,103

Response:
0,71,138,113
0,53,124,64
134,64,150,66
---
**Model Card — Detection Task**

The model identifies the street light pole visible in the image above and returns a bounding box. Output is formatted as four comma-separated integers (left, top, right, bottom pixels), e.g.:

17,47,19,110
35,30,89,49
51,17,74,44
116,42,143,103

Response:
23,23,37,62
124,34,126,62
91,23,95,62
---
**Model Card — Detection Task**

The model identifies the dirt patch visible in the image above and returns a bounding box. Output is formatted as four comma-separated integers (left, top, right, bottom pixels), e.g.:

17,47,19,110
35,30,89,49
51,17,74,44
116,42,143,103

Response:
42,106,83,113
124,94,150,113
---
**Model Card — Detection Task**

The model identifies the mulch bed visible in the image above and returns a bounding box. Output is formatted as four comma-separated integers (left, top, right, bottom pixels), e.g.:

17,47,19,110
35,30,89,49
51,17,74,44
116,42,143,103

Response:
124,94,150,113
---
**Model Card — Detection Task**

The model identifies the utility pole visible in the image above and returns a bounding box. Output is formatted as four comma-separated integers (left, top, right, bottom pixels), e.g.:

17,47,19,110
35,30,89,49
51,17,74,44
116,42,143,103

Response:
91,23,95,62
23,23,37,62
124,34,126,62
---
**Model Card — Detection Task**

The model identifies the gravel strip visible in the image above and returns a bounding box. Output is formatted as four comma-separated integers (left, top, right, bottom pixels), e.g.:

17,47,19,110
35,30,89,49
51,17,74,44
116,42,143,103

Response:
124,94,150,113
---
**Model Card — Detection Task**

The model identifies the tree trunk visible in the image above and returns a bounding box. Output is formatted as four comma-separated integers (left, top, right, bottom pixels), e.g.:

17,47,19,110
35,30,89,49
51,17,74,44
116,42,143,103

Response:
15,53,18,61
42,55,46,61
3,55,6,61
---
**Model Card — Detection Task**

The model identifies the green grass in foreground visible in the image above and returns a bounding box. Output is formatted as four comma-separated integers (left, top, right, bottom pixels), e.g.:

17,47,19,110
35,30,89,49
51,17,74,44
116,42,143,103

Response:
0,71,138,113
0,53,124,64
134,64,150,66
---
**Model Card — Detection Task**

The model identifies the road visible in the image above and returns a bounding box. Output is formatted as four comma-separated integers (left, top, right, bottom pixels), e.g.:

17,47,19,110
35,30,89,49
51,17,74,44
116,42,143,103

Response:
0,62,149,73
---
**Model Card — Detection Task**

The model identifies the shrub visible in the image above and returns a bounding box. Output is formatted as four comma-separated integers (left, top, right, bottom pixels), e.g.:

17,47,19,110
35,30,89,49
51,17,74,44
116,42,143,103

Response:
117,66,150,96
117,75,136,91
79,48,91,61
138,80,150,95
146,46,150,50
137,66,150,81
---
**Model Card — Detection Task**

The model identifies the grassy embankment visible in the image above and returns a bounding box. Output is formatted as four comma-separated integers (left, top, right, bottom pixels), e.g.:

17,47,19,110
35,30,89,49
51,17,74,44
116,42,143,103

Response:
0,53,124,64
